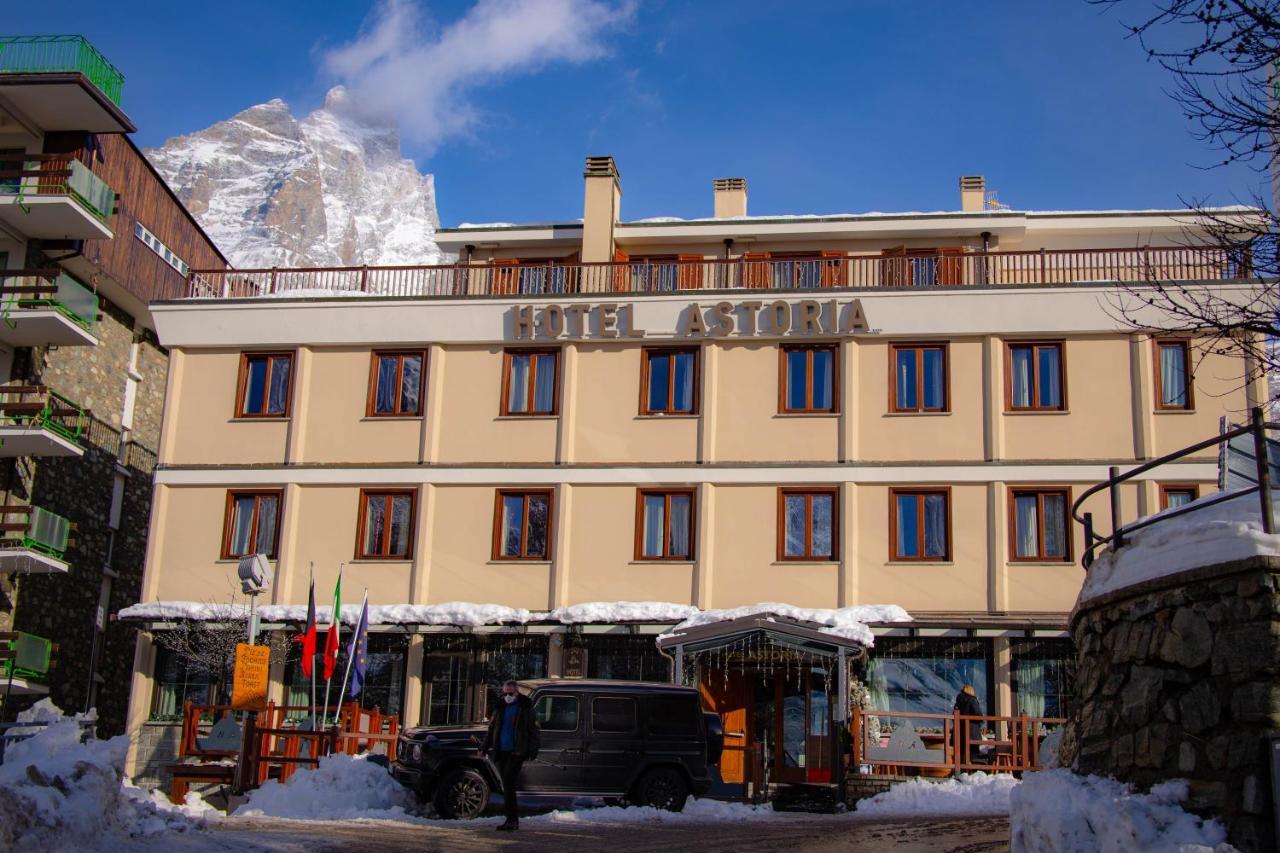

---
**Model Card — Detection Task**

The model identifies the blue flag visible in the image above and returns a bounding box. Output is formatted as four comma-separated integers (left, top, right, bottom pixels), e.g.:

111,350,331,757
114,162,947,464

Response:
346,597,370,698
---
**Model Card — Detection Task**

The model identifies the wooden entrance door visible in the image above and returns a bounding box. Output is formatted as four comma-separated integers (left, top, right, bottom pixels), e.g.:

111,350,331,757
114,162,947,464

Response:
700,671,750,784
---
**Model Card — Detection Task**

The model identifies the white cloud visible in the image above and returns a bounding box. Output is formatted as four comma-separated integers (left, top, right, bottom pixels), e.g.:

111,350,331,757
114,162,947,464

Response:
324,0,635,151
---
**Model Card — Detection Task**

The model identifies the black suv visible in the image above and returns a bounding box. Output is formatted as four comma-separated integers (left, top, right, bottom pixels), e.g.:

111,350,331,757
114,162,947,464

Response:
391,680,725,819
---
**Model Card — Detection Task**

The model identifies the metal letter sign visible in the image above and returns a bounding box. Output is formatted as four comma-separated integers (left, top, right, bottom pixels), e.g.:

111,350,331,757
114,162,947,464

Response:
231,643,271,712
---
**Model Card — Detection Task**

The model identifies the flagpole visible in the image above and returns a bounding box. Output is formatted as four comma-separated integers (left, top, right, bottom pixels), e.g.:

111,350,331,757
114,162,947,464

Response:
309,563,316,722
333,590,368,729
322,564,343,727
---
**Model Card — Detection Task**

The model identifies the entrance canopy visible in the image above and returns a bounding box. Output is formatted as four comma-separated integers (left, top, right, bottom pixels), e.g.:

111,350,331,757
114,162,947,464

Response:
657,611,870,664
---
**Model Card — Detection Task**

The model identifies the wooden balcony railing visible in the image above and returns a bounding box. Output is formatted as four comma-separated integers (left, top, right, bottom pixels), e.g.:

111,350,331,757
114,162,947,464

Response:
186,245,1250,300
0,154,118,221
0,385,89,445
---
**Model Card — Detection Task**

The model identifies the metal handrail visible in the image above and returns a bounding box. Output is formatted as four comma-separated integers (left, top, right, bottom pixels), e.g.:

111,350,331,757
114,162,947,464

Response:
1071,406,1277,568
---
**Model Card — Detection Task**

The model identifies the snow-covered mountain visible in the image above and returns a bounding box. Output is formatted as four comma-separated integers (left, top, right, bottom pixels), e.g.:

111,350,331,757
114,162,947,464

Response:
146,87,442,269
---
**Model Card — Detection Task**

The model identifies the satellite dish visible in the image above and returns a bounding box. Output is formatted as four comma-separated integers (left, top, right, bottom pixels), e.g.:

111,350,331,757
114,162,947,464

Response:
237,554,272,594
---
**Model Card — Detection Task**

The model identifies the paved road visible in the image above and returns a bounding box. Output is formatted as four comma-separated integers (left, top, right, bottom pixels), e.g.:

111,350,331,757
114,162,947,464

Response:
216,814,1011,853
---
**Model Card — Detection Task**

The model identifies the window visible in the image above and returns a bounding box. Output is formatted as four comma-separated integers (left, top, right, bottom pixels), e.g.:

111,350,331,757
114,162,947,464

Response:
501,349,559,416
866,637,991,716
641,348,699,415
779,488,838,561
890,488,950,561
1155,340,1193,410
592,696,637,733
891,344,948,413
1011,638,1076,719
493,489,553,560
1159,484,1199,510
285,633,406,720
368,351,425,416
134,221,189,276
151,642,220,720
534,695,580,732
221,490,282,559
565,634,672,682
236,352,293,417
636,489,694,560
1006,342,1065,411
1009,488,1072,562
356,490,416,559
780,344,838,413
644,695,699,736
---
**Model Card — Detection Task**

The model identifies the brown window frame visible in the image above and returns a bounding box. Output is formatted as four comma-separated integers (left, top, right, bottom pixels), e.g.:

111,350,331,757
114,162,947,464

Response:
491,488,555,561
888,487,952,562
1153,339,1195,411
1004,341,1067,412
234,351,295,418
220,489,284,560
634,488,697,561
778,344,840,414
889,342,950,413
639,347,701,415
777,487,840,561
367,350,427,417
1007,487,1074,563
500,348,561,417
1158,483,1200,511
355,489,418,560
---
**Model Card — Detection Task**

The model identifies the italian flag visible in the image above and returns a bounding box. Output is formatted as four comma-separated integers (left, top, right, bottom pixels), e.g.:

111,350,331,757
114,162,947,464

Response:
323,572,341,680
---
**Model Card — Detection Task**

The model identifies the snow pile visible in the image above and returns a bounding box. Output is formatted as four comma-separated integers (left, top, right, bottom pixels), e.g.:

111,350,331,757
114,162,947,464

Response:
1009,770,1234,852
233,753,421,822
0,700,210,851
1079,491,1280,605
529,797,781,824
854,772,1018,817
664,603,911,647
548,601,699,624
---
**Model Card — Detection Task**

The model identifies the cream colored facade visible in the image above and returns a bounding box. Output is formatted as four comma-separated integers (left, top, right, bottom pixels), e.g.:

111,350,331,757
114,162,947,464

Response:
123,160,1266,772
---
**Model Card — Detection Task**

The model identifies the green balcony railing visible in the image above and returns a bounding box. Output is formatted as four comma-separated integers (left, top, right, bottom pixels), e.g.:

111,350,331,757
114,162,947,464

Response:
0,271,98,331
0,631,53,680
0,35,124,105
0,385,89,446
0,505,70,559
0,155,117,223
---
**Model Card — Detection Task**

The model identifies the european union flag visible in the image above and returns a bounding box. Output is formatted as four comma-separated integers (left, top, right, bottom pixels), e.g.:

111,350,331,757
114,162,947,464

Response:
347,596,370,698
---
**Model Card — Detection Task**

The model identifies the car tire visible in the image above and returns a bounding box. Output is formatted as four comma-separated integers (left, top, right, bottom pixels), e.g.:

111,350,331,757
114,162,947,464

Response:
633,767,689,812
433,768,490,819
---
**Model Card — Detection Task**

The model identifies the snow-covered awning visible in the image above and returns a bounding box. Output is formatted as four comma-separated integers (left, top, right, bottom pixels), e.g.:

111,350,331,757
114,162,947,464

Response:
657,603,911,652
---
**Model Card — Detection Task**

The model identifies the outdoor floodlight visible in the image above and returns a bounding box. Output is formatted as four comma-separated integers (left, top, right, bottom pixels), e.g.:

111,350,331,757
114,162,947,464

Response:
237,554,272,595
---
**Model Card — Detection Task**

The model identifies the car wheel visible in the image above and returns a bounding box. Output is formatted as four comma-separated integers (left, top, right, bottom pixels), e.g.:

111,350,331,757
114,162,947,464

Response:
633,767,689,812
433,768,490,819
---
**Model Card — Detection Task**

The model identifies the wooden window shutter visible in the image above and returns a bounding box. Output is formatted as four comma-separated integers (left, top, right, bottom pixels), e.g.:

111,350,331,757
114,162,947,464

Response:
820,250,847,288
937,246,965,286
611,248,630,292
677,253,704,290
491,257,519,295
742,251,770,289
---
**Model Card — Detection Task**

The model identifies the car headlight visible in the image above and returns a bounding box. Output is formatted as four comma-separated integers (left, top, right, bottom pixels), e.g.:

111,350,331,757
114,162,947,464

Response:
411,742,424,762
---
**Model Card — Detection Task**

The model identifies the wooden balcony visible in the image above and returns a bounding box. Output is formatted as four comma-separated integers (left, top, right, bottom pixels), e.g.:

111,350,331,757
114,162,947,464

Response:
0,385,89,458
0,269,99,346
0,154,117,240
186,245,1251,300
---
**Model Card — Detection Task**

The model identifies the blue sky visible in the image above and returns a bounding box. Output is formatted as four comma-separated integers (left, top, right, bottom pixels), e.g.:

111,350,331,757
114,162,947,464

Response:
7,1,1264,226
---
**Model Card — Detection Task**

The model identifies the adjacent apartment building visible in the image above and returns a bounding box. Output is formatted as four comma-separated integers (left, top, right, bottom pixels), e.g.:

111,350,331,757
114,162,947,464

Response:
120,155,1263,789
0,35,227,733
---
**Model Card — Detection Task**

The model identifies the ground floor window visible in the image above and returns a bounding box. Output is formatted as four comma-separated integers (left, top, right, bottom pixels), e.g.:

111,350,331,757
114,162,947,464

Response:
150,641,225,720
1010,638,1076,719
865,637,992,717
284,633,408,720
564,634,671,683
421,634,549,725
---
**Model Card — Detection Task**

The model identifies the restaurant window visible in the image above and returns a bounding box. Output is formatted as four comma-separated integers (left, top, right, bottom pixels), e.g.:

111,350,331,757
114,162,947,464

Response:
368,351,425,416
779,488,837,561
1159,484,1199,510
1010,638,1076,719
1155,340,1193,410
890,488,950,561
891,343,948,413
236,352,294,417
866,637,992,716
150,642,221,720
1006,342,1065,411
285,633,407,720
501,349,559,416
565,634,672,683
478,635,548,718
636,489,694,560
493,489,553,560
641,348,698,415
356,490,416,560
1009,488,1072,562
780,344,838,413
221,490,282,559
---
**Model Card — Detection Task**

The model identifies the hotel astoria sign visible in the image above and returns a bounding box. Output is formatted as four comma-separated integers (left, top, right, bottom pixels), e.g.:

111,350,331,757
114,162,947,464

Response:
510,298,871,340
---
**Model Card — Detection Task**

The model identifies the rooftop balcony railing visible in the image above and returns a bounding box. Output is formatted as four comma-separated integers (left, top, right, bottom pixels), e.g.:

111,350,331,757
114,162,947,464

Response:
185,245,1251,300
0,154,117,222
0,269,99,330
0,35,124,105
0,504,72,559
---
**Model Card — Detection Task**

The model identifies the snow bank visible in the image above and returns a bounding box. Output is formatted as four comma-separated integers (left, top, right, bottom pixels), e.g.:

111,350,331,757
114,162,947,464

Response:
1079,491,1280,605
528,797,781,824
233,753,422,822
1009,770,1234,852
664,603,911,647
548,601,699,624
0,700,210,851
854,772,1018,817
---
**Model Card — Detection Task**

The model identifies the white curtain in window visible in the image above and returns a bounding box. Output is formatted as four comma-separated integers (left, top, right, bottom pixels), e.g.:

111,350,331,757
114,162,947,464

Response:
389,495,412,555
924,494,946,557
1160,344,1187,406
1015,495,1038,558
1043,494,1066,557
812,494,833,558
508,356,530,413
255,495,278,554
230,497,255,555
375,357,398,413
784,494,805,557
1015,658,1047,717
533,354,556,411
896,350,917,409
267,358,290,413
669,494,691,557
1011,348,1032,407
643,495,664,557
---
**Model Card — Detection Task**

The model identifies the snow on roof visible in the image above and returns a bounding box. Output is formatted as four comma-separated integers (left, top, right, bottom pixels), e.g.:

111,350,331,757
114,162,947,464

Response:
662,602,912,647
546,601,698,624
1078,490,1280,606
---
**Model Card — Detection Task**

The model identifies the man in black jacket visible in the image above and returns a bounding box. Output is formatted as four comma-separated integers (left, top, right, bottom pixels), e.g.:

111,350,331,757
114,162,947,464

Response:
480,680,539,831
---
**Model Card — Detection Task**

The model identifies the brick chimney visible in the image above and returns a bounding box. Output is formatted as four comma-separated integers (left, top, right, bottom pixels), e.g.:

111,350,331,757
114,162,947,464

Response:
713,177,748,218
960,175,986,212
582,155,621,262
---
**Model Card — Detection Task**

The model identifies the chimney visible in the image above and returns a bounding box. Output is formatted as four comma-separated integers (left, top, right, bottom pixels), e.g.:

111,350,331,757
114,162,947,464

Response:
713,177,748,218
582,155,622,262
960,175,986,212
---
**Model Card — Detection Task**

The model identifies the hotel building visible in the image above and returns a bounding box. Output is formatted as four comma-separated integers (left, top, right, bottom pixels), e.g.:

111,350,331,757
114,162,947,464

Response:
120,156,1262,788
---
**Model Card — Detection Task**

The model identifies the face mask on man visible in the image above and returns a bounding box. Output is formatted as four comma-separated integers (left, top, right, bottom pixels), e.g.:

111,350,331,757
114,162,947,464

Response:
503,693,517,704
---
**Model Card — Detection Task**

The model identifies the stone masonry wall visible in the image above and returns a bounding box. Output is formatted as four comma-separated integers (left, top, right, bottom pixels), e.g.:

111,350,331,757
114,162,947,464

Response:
1064,556,1280,852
